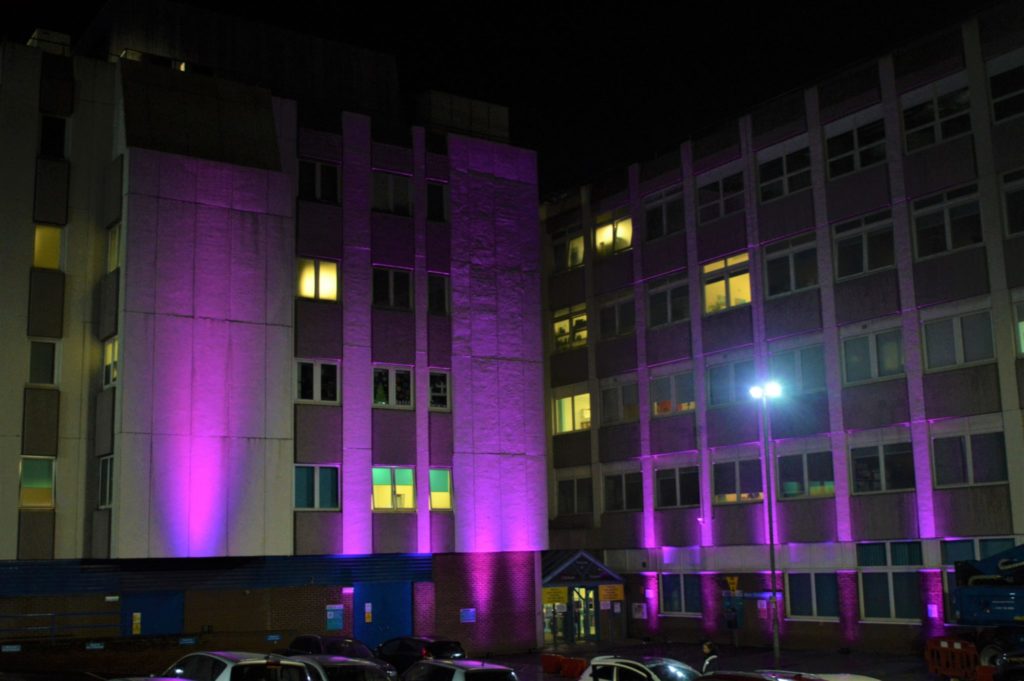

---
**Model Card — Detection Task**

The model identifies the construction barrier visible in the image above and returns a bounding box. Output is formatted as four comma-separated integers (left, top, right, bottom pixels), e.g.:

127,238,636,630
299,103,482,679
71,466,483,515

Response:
926,636,980,681
559,657,588,679
541,654,565,674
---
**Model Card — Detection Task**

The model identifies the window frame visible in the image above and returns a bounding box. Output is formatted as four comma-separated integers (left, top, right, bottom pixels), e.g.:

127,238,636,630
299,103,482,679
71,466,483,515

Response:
372,366,414,410
644,189,684,241
701,252,751,315
298,159,342,204
764,233,818,298
371,466,416,511
556,475,594,516
647,275,689,328
372,267,413,310
1016,301,1024,355
28,338,60,387
825,117,887,179
849,442,915,494
841,328,903,384
654,465,700,509
551,226,585,272
712,458,763,504
603,470,643,512
552,304,588,352
922,310,994,371
989,61,1024,123
659,573,703,616
19,456,55,509
33,224,64,271
940,536,1017,623
758,147,811,203
901,79,971,154
296,257,340,302
697,171,744,224
98,455,113,509
294,464,340,511
428,370,451,412
650,370,696,416
832,210,895,280
785,572,840,620
553,391,591,434
598,297,635,339
372,171,412,216
428,468,453,511
769,344,826,395
594,216,633,257
706,359,755,407
295,359,341,405
912,184,982,260
428,273,450,316
102,337,119,388
776,450,835,499
856,541,923,622
600,380,639,425
931,431,1008,488
426,181,448,222
106,223,121,273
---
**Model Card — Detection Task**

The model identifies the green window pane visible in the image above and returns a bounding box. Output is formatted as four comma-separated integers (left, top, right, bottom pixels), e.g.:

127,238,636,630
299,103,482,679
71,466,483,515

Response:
319,468,339,509
295,467,315,509
372,468,392,485
394,468,414,486
430,469,450,493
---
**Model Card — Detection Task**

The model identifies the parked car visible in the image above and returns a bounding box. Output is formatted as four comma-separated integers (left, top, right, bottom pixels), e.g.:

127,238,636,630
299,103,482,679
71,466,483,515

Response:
580,655,700,681
757,673,882,681
287,654,392,681
376,637,465,674
160,651,311,681
401,659,517,681
283,636,397,678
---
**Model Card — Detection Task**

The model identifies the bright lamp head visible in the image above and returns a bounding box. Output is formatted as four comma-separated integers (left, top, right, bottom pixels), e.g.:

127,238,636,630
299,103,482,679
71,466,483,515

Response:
749,385,764,399
765,381,782,398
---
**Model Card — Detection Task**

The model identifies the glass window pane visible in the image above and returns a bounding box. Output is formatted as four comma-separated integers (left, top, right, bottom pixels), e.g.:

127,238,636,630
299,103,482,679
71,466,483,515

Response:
713,462,736,502
950,202,982,248
295,467,315,508
394,468,415,509
604,475,623,511
941,539,974,565
621,383,639,420
729,270,751,306
961,312,994,363
29,342,56,385
557,480,576,515
925,320,957,369
876,330,903,377
394,370,412,406
704,277,727,314
893,572,922,618
971,432,1008,483
320,165,339,203
866,228,895,269
430,469,452,510
815,573,839,618
574,393,591,429
801,345,826,392
661,574,682,613
793,248,818,289
595,224,614,256
679,467,700,506
373,369,391,406
298,362,315,400
649,291,668,326
884,442,915,490
321,364,338,402
861,573,891,618
891,541,922,566
615,218,633,250
555,396,573,433
319,468,339,509
766,256,791,296
669,286,688,321
393,271,411,308
651,377,672,415
806,451,835,496
778,454,805,498
856,543,888,567
771,352,797,394
836,235,864,278
297,258,317,299
788,573,813,616
33,226,62,269
683,574,703,613
738,459,762,499
733,361,755,402
299,161,316,199
576,478,593,513
844,337,871,382
852,447,882,493
601,387,618,424
673,373,694,411
980,538,1015,558
372,269,391,306
656,469,677,507
625,472,643,510
707,365,730,407
916,211,948,257
315,260,337,301
934,436,967,486
20,458,54,508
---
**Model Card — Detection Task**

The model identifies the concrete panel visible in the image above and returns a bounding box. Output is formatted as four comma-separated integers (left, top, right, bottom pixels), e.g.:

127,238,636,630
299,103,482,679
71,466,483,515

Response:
229,211,267,324
655,507,701,547
769,391,830,439
757,190,815,242
97,270,119,341
696,211,747,261
992,116,1024,173
641,232,687,278
893,30,963,92
295,511,345,555
764,288,822,340
371,213,415,268
371,309,416,364
713,502,763,546
923,364,1001,419
296,201,343,259
597,422,640,462
264,214,293,327
372,409,416,465
190,317,229,438
550,513,594,531
818,71,882,123
124,194,158,313
264,438,295,556
547,269,586,311
94,387,114,456
90,509,111,559
148,434,190,557
113,433,151,558
430,511,455,553
373,512,417,554
187,436,228,557
27,268,64,338
295,300,344,359
22,388,59,456
372,142,413,173
298,128,344,161
121,312,154,435
825,163,890,223
228,322,267,438
552,431,591,468
597,511,643,549
17,510,54,560
933,485,1013,537
593,253,634,297
706,402,759,447
778,497,837,544
265,325,293,441
1006,237,1024,290
191,204,230,320
903,135,977,199
426,222,451,274
295,405,343,463
834,269,901,325
429,412,453,466
649,413,698,454
850,491,919,540
39,54,73,116
913,247,989,307
550,347,588,387
154,198,195,316
227,438,268,556
428,316,451,368
842,379,910,430
33,158,69,225
702,306,754,353
152,315,192,435
595,334,637,378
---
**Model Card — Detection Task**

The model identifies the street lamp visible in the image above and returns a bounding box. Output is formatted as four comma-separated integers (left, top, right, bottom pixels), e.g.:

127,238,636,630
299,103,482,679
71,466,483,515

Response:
749,380,782,665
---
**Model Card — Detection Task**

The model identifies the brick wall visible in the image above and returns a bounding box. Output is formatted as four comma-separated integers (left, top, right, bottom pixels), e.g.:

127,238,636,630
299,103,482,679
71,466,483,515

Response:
413,581,435,636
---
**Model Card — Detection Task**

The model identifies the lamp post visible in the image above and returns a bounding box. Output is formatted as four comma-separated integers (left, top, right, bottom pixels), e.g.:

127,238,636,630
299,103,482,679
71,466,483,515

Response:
749,380,782,666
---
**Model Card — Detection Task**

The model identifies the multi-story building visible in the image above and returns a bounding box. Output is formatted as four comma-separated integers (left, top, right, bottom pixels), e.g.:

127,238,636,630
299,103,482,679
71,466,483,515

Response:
541,2,1024,652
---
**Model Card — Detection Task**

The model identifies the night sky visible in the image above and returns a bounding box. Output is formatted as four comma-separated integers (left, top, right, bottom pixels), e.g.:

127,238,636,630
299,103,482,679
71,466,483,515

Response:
6,0,990,194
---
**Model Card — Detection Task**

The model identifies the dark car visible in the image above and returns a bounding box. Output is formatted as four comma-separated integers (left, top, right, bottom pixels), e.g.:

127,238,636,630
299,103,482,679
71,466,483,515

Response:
284,636,396,678
376,637,465,674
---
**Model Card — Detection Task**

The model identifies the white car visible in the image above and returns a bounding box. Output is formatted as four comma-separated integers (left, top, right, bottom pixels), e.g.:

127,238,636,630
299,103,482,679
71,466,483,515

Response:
758,670,882,681
288,654,392,681
579,655,701,681
400,659,518,681
161,651,311,681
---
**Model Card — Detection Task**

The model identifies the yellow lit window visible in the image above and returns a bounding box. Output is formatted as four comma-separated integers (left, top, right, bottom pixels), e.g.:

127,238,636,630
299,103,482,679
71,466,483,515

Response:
371,467,415,511
702,253,751,315
429,469,452,510
296,257,338,301
103,337,118,387
554,392,590,433
553,304,587,351
594,217,632,257
20,457,54,508
33,225,62,270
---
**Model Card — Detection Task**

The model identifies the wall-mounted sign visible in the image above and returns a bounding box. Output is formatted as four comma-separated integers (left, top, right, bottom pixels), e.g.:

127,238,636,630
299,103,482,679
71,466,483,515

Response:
631,603,647,620
598,584,624,601
555,603,567,613
364,602,373,623
267,634,282,642
85,642,105,650
600,600,611,610
613,602,621,614
179,637,197,646
131,612,142,635
725,576,739,593
104,595,120,603
1,645,22,653
542,587,568,604
459,608,476,623
326,604,345,631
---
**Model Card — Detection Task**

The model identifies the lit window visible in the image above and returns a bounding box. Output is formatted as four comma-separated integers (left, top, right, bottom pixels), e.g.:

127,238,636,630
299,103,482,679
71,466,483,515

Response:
902,84,971,153
604,471,643,512
650,371,695,415
599,297,634,338
850,443,914,493
33,225,62,270
20,457,54,508
371,467,415,510
294,465,340,510
913,184,982,259
833,210,894,279
712,459,763,504
553,392,590,433
647,275,688,328
777,451,834,498
786,573,839,619
429,469,452,510
990,63,1024,122
923,311,994,370
39,115,66,159
373,367,413,409
1017,302,1024,354
557,477,593,515
299,160,341,204
600,380,638,424
1004,168,1024,235
702,253,750,314
295,360,340,404
765,233,817,297
655,466,700,508
428,274,449,315
98,455,113,509
660,573,703,615
372,267,412,309
372,171,412,216
697,172,744,223
427,182,447,222
842,329,903,383
103,337,119,388
932,432,1008,487
594,216,632,256
429,371,450,411
706,359,754,407
644,190,684,241
826,118,886,178
106,223,120,273
857,541,922,620
296,258,339,301
552,304,587,351
758,147,811,202
770,345,825,394
29,340,58,386
552,227,585,271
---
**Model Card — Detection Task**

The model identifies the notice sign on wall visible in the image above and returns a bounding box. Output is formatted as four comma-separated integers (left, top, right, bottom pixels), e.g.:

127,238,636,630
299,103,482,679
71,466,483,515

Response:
131,612,142,635
326,604,344,631
598,584,624,601
632,603,647,620
459,608,476,623
600,600,611,610
364,603,373,623
542,587,568,604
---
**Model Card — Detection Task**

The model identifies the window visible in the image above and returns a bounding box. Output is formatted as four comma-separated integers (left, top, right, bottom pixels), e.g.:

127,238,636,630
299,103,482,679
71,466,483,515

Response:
850,442,915,493
298,160,341,203
29,340,58,386
39,115,66,159
373,367,413,409
647,276,688,328
552,304,587,351
933,432,1008,486
557,477,593,515
426,182,447,221
372,268,412,309
1001,168,1024,237
429,469,452,510
33,225,62,270
990,63,1024,121
103,337,119,388
553,392,590,433
296,360,340,404
923,311,994,370
296,257,339,301
372,171,412,216
552,227,584,271
98,455,113,509
645,190,684,240
294,465,340,510
604,471,643,511
902,86,971,153
20,457,54,508
106,223,120,273
786,573,839,618
697,172,743,223
941,537,1016,622
713,459,763,503
758,148,811,202
428,274,449,315
826,119,886,178
650,371,695,415
599,298,634,338
765,233,817,297
842,329,902,383
660,574,703,615
833,210,894,279
777,451,834,498
601,381,638,424
857,541,922,620
706,360,754,407
371,467,415,510
1017,302,1024,354
913,184,982,258
594,216,633,256
429,371,450,411
655,466,700,508
702,253,751,314
770,344,825,394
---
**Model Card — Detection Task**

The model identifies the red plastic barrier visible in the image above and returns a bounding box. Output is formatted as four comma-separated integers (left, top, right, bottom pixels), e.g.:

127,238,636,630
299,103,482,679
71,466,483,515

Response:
542,654,565,674
925,636,980,681
559,658,587,679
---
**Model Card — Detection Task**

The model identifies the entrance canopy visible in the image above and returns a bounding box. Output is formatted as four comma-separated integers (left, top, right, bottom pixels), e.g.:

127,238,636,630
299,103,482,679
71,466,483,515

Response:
542,549,622,586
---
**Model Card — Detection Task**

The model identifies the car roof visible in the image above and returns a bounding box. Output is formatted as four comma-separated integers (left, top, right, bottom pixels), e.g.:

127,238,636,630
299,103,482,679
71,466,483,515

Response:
390,636,460,644
292,655,380,667
189,652,306,666
414,660,512,672
590,656,696,670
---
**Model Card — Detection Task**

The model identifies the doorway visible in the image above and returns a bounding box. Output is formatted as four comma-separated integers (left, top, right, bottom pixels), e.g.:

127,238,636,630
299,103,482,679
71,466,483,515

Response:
570,586,597,642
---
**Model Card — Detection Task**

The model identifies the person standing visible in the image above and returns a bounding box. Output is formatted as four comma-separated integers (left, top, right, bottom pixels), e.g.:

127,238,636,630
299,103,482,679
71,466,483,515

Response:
700,640,719,674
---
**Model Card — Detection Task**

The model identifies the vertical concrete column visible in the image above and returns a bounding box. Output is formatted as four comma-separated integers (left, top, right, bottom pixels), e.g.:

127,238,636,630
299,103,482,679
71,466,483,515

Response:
579,186,601,530
412,128,431,553
837,570,860,645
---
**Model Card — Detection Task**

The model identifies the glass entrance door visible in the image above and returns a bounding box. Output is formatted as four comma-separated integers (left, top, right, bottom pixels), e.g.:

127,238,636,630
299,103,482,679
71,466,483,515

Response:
571,586,598,641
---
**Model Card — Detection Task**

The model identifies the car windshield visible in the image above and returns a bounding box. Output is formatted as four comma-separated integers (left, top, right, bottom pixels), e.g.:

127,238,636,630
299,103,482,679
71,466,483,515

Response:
324,666,388,681
325,641,374,658
648,663,699,681
465,671,515,681
230,664,308,681
428,642,465,658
